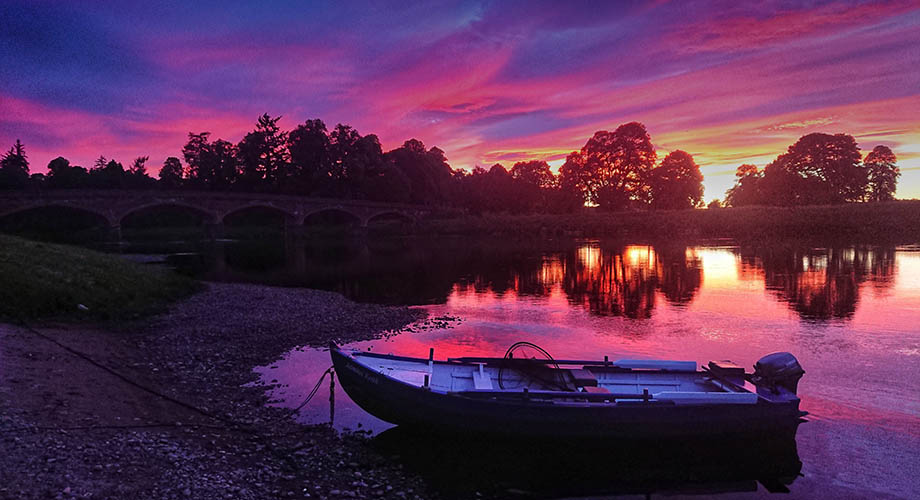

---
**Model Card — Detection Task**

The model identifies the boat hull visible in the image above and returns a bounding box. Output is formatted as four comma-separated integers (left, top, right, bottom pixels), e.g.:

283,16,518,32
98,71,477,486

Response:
331,348,802,439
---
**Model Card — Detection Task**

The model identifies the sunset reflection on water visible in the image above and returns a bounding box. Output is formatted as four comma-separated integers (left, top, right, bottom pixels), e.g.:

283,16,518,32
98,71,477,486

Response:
254,240,919,497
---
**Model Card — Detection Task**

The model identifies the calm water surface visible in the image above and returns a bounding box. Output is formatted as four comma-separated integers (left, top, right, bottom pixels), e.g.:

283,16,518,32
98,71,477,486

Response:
162,237,919,498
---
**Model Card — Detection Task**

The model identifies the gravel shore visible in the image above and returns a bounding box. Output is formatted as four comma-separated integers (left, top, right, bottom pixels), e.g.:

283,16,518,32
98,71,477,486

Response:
0,283,429,500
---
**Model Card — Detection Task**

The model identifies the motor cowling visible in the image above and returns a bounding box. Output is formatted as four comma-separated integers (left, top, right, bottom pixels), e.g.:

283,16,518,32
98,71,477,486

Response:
752,352,805,395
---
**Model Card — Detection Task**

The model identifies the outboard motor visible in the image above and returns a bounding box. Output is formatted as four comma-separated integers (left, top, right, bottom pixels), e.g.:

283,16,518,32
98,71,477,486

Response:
752,352,805,394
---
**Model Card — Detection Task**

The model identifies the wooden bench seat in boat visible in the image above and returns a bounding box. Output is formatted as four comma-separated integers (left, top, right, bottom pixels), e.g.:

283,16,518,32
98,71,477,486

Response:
472,363,493,390
567,368,598,387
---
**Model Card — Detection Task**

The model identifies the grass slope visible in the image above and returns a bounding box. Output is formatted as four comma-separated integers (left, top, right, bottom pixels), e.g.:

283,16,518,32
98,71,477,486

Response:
0,234,200,321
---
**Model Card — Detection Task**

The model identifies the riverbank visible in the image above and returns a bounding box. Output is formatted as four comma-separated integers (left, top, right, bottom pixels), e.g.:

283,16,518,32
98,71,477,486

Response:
420,201,920,243
0,234,200,321
0,283,429,499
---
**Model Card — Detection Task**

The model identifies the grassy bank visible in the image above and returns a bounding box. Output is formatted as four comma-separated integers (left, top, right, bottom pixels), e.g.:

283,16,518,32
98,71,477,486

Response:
419,201,920,244
0,234,200,321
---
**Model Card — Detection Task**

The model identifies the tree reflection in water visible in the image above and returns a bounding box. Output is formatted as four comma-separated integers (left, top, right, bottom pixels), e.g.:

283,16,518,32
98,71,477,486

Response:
180,237,896,323
565,244,655,319
446,242,704,319
738,246,896,321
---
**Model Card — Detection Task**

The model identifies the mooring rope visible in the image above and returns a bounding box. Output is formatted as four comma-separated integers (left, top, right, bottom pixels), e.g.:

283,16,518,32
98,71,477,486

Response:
1,317,335,436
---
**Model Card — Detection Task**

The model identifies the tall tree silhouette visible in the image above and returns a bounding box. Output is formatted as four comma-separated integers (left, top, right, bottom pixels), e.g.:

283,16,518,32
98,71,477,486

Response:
45,157,90,189
357,137,411,203
129,156,149,176
511,160,556,212
0,140,30,189
510,160,555,188
559,122,656,210
486,164,518,212
158,156,184,189
88,158,126,189
126,156,157,189
183,133,212,188
237,114,288,191
288,119,332,194
558,150,591,205
763,133,866,205
725,164,762,207
647,150,704,209
349,132,383,197
326,124,362,197
209,139,239,189
93,155,108,171
453,166,491,213
864,145,899,202
183,133,238,189
385,139,453,205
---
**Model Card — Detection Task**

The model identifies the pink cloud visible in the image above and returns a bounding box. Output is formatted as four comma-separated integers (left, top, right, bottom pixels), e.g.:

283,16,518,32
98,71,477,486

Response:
0,94,257,174
667,0,917,54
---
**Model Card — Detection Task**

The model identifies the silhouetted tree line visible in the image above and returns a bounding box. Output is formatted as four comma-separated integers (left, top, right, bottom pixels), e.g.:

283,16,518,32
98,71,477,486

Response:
724,134,900,206
1,117,899,210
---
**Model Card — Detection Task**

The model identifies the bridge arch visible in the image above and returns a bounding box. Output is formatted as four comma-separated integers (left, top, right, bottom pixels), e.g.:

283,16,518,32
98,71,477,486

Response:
0,202,117,226
303,207,363,227
221,203,297,226
0,203,115,241
117,202,220,227
366,210,417,226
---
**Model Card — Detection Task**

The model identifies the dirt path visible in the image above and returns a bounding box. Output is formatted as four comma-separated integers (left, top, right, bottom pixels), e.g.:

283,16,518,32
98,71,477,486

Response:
0,283,429,500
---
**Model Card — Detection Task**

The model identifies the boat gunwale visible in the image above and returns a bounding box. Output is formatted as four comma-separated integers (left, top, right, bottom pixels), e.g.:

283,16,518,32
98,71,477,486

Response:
335,348,771,406
350,349,701,373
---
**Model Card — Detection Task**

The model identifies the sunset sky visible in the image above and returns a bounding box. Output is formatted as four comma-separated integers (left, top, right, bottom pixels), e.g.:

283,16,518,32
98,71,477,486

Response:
1,0,918,199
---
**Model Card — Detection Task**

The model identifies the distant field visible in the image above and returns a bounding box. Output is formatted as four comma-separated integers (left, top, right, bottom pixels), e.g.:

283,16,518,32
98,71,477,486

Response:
420,201,920,244
0,234,200,321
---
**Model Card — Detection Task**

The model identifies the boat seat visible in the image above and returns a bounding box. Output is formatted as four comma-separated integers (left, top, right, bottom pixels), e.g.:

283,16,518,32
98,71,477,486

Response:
567,368,598,387
581,386,610,394
472,363,493,390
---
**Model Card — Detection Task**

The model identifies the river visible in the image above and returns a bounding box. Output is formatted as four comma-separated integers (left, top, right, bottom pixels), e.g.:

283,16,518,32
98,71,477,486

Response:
141,236,919,498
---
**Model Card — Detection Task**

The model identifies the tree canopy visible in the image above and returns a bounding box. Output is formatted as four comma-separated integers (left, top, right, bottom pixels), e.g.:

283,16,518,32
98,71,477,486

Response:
559,122,657,210
769,133,865,204
386,139,452,205
724,133,897,207
0,140,30,189
237,114,288,191
647,150,704,210
864,145,899,202
3,116,901,213
158,157,184,189
724,164,762,207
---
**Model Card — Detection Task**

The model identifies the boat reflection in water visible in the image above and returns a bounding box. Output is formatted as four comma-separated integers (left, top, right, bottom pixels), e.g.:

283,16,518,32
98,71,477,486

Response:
372,424,803,499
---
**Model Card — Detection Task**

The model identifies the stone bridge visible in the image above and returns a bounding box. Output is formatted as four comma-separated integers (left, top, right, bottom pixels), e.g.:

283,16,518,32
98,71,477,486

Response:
0,189,429,235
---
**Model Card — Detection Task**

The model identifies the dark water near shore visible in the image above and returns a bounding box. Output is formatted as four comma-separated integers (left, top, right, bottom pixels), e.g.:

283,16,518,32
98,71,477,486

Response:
138,236,919,498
